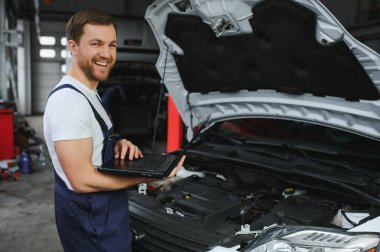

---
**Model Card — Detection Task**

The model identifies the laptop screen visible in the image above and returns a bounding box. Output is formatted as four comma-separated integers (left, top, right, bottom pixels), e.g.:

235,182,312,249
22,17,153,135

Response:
176,115,210,158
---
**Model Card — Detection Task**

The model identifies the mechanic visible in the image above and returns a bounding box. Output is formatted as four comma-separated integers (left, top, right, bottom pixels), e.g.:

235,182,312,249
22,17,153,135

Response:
43,8,185,251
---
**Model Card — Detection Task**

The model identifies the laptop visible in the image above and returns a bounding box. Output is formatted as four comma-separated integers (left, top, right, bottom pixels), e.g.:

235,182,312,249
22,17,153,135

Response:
96,116,210,178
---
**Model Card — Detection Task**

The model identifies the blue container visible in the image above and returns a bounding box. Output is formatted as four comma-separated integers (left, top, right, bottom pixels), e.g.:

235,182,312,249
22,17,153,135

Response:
20,149,30,174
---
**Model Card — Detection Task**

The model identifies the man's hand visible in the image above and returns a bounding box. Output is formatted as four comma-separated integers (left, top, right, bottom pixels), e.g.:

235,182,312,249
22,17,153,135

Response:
114,139,143,160
167,155,186,178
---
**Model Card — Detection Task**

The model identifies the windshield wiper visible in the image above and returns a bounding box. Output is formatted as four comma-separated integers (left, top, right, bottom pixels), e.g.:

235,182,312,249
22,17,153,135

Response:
245,138,339,156
208,132,291,161
245,137,380,160
219,135,379,179
246,138,379,176
289,146,378,180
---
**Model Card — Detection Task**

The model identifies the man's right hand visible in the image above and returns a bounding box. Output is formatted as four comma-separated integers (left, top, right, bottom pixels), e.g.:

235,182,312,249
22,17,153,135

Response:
114,139,143,160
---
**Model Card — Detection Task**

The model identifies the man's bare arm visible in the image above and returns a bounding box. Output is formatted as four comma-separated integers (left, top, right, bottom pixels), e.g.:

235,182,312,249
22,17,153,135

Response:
54,138,185,193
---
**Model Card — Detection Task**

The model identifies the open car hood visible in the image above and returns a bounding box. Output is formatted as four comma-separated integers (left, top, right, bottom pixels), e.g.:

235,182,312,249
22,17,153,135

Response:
145,0,380,139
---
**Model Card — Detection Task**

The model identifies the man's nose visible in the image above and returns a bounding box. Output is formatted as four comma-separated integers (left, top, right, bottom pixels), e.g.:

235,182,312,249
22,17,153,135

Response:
99,45,111,58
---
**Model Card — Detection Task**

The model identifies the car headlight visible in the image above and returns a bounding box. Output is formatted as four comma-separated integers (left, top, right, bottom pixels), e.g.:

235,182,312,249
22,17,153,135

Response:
243,226,379,252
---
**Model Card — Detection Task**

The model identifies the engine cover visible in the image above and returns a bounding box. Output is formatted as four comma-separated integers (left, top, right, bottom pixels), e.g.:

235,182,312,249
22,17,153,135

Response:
156,177,241,220
271,195,336,225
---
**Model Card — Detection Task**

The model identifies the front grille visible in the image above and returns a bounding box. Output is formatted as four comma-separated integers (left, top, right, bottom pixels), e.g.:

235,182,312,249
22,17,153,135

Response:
131,217,211,252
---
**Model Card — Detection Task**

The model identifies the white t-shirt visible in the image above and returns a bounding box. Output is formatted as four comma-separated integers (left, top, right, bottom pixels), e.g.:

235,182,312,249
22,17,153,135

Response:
43,76,112,190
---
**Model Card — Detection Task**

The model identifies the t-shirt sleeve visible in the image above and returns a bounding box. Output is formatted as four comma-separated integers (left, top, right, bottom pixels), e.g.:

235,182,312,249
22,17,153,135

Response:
47,90,93,141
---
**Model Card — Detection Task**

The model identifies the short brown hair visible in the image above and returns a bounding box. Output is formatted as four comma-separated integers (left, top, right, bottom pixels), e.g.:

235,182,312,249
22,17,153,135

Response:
66,8,117,44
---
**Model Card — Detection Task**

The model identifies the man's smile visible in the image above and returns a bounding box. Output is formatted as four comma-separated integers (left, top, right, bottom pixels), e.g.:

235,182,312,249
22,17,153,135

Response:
94,61,108,67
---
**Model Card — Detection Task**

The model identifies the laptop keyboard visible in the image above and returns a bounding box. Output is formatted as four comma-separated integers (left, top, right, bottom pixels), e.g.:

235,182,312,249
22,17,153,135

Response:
129,154,170,171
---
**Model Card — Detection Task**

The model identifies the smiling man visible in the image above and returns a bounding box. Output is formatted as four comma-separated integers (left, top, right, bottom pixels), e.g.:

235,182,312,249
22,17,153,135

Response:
43,9,185,252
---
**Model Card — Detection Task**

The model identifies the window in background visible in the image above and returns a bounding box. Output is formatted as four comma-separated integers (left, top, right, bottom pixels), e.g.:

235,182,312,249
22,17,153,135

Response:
60,49,67,59
39,36,56,46
39,49,56,58
61,37,67,46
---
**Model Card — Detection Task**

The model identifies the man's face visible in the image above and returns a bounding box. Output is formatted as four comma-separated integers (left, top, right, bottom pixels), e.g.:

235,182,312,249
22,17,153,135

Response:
74,23,117,82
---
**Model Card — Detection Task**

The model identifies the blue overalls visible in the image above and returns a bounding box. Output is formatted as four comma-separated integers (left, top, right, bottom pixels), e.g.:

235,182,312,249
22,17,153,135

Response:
49,84,133,252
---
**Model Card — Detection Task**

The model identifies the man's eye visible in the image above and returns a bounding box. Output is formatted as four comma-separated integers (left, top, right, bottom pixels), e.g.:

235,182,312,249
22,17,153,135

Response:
110,44,117,48
92,43,100,46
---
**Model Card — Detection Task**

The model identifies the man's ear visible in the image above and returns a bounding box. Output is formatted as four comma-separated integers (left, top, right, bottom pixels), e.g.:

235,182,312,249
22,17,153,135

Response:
67,40,78,56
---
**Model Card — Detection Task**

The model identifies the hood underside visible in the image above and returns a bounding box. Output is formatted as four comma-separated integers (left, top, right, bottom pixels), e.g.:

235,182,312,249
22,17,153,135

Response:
145,0,380,139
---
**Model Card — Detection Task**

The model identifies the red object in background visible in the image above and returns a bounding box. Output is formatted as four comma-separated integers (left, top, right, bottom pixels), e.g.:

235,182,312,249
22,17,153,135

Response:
167,95,183,152
43,0,55,4
0,109,14,159
14,146,20,156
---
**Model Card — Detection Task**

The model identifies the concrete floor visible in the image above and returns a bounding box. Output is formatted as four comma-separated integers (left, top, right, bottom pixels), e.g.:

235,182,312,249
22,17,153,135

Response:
0,158,63,252
0,139,167,252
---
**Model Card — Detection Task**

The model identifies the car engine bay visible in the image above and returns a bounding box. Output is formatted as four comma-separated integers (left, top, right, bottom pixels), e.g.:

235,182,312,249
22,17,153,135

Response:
129,155,377,251
149,173,340,228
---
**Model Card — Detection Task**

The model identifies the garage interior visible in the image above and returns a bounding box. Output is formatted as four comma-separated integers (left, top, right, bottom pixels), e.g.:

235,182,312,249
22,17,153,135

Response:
0,0,380,251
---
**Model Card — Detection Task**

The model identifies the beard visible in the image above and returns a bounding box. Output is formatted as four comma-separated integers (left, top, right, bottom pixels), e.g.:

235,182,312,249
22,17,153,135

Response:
77,54,115,82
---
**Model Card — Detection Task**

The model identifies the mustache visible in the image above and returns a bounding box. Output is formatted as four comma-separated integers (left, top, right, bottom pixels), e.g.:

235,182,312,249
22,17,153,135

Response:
93,56,113,63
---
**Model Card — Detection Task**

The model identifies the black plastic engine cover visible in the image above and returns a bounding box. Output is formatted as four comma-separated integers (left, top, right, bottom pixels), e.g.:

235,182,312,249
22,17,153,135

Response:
156,177,241,220
271,195,336,225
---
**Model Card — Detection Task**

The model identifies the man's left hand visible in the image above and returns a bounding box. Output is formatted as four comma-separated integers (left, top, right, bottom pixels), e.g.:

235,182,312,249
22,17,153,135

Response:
114,139,143,160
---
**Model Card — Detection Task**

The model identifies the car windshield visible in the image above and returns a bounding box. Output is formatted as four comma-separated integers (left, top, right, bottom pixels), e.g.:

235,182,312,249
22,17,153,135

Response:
209,118,380,166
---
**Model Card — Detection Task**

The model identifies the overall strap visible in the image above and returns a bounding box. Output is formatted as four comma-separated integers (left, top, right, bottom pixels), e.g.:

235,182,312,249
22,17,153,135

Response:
49,84,109,162
95,93,114,124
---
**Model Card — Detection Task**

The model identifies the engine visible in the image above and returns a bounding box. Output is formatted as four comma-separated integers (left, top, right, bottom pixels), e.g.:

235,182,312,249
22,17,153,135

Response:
135,169,351,230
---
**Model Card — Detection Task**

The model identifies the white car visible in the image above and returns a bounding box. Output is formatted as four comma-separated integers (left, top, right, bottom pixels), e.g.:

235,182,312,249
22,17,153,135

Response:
128,0,380,251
